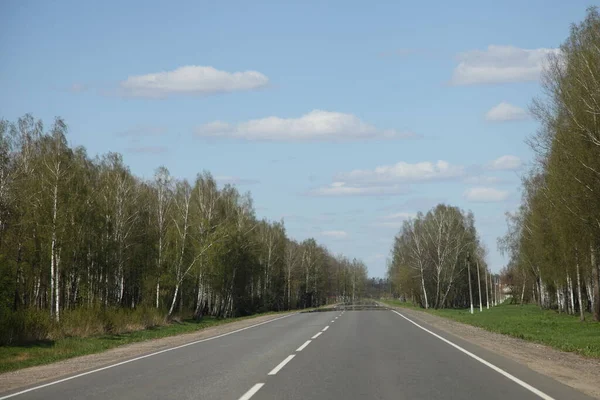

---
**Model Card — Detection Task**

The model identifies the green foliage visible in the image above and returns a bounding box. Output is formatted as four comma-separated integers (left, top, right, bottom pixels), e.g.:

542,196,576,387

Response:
500,7,600,318
0,113,369,346
387,204,488,309
0,312,283,373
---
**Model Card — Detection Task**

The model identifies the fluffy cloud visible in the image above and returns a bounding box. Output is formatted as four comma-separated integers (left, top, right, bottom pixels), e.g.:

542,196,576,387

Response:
308,182,408,197
214,176,260,186
485,102,530,122
338,160,465,184
195,110,418,142
120,66,269,98
464,187,509,202
309,160,463,197
320,230,348,239
487,155,523,171
383,212,416,220
451,45,560,85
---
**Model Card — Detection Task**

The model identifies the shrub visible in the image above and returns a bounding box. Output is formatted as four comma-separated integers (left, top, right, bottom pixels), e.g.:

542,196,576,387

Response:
0,308,53,345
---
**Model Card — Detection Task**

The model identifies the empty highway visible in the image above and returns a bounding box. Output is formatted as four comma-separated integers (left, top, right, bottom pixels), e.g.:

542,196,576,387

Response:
0,306,593,400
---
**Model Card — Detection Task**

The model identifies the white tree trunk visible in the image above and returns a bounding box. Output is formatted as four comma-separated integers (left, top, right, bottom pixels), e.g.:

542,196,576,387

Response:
484,267,489,309
568,273,575,315
476,262,482,312
576,262,585,321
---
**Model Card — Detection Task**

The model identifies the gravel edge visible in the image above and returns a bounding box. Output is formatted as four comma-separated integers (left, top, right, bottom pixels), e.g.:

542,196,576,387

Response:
386,305,600,399
0,312,295,394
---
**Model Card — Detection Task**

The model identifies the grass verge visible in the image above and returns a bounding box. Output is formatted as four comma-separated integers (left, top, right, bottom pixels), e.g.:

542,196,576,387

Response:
0,312,286,374
381,299,600,358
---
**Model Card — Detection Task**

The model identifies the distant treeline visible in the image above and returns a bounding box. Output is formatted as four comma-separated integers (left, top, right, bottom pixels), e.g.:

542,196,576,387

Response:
0,114,367,344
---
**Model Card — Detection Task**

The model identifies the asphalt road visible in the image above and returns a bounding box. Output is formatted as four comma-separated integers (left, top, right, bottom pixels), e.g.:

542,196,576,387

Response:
0,308,594,400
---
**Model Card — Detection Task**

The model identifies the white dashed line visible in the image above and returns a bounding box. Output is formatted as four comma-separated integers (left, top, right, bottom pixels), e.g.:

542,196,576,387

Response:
322,326,329,332
391,310,555,400
331,320,335,323
296,340,311,352
0,313,295,400
268,355,295,375
238,383,265,400
311,332,323,339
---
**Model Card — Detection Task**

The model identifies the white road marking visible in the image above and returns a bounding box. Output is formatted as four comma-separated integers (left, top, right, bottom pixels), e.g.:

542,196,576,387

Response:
296,340,311,352
311,332,323,339
391,310,555,400
331,320,335,323
0,313,295,400
322,326,329,332
238,383,264,400
268,354,295,375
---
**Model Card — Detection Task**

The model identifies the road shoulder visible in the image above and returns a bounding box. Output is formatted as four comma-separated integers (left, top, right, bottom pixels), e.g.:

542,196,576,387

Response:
385,304,600,399
0,312,295,395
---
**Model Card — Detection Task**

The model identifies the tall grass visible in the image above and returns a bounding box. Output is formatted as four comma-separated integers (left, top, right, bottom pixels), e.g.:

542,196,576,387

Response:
0,307,165,345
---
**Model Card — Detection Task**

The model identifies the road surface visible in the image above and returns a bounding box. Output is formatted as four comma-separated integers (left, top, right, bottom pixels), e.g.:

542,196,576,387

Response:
0,306,593,400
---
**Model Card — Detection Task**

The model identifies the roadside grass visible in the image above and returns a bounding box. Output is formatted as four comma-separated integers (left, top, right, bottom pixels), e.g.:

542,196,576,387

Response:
0,311,287,374
381,300,600,358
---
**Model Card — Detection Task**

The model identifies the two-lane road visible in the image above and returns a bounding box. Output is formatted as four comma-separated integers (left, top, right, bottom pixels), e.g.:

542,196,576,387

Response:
0,309,593,400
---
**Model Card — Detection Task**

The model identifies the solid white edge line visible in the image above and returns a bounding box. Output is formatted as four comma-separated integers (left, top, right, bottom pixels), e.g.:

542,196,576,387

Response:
238,383,265,400
296,340,311,352
268,355,295,375
391,310,555,400
311,332,323,339
322,326,329,332
0,313,295,400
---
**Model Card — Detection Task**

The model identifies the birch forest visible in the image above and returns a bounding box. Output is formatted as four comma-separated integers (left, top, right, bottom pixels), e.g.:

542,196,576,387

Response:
388,8,600,320
386,205,494,310
0,115,367,344
498,8,600,321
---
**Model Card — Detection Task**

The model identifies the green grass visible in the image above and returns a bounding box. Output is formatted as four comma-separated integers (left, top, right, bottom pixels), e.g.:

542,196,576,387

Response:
0,312,283,373
382,300,600,358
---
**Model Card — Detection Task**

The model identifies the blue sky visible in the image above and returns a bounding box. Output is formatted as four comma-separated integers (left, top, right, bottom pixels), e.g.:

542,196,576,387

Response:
1,0,597,277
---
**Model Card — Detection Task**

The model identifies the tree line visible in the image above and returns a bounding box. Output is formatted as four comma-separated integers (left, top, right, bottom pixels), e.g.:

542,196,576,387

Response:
386,204,499,310
498,7,600,321
0,114,368,342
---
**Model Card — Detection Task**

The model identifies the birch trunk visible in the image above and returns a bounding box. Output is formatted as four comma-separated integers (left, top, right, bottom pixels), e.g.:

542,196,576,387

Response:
476,261,482,312
576,261,584,321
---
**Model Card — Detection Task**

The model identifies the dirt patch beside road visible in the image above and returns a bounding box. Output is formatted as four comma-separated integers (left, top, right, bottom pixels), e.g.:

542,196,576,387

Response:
0,312,294,395
387,305,600,399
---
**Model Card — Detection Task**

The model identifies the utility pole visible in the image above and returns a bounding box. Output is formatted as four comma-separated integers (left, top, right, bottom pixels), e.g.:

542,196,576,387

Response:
467,252,474,314
484,266,490,309
476,261,483,312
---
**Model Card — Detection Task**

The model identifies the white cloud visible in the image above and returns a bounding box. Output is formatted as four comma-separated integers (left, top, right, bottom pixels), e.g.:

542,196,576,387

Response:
487,155,522,171
307,182,408,197
215,176,259,186
195,110,418,142
464,187,509,203
383,212,416,220
120,65,269,98
309,160,463,197
451,45,560,85
320,230,348,239
338,160,465,184
485,102,530,122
